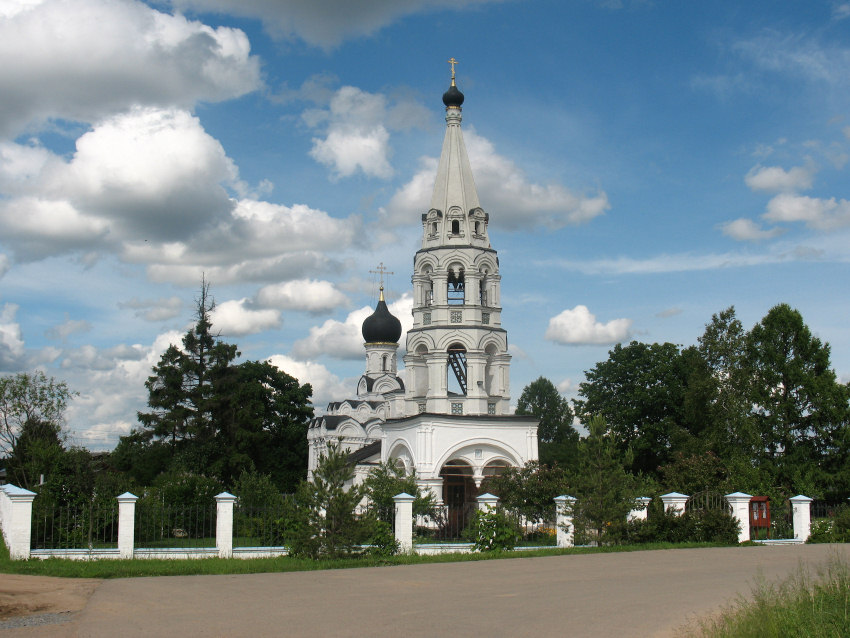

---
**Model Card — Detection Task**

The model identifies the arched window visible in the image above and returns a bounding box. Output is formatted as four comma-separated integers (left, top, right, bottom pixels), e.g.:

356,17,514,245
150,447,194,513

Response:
382,355,388,372
451,220,460,235
432,221,438,235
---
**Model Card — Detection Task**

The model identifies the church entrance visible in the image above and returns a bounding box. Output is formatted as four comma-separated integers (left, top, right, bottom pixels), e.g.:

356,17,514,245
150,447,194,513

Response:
439,460,475,538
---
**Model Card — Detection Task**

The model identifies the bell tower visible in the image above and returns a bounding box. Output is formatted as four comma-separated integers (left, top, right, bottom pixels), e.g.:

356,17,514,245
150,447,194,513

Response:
404,59,511,417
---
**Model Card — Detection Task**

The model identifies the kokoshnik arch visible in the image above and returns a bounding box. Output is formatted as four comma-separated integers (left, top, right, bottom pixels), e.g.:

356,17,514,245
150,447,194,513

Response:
308,60,539,510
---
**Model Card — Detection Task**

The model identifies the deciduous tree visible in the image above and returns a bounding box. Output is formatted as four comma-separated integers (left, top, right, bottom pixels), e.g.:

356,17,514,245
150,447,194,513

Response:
0,371,75,489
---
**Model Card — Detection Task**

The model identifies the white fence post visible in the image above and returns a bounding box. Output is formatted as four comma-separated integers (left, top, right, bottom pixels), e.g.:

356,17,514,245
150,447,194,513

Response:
215,492,237,559
660,492,689,515
476,493,499,512
393,492,415,553
117,492,138,559
0,485,36,560
790,495,813,542
724,492,752,543
554,495,576,548
627,497,652,522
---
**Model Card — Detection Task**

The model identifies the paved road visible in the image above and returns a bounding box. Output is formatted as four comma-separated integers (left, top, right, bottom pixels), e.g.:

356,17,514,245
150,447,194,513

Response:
5,544,849,637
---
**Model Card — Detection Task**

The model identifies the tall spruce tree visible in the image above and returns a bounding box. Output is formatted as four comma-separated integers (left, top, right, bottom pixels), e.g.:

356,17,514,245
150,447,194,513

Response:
128,279,313,489
572,415,637,543
137,279,237,454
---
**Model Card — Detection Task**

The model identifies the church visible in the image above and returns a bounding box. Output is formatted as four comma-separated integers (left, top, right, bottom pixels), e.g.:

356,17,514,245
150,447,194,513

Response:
308,62,539,513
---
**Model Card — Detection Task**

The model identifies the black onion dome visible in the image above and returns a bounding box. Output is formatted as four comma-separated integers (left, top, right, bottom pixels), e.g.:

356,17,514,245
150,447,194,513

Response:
442,83,464,108
362,294,402,343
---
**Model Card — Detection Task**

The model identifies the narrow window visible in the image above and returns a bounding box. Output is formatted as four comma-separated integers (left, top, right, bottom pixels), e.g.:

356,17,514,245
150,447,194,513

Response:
451,220,460,235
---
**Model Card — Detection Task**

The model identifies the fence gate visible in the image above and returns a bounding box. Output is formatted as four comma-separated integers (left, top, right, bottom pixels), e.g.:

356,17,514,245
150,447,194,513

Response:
685,491,732,515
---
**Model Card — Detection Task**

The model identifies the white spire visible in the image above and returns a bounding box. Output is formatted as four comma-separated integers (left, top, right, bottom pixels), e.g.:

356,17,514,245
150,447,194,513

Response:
429,98,481,215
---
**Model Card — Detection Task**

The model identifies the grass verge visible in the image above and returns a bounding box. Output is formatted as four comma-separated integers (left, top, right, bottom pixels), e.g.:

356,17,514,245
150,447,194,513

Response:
0,537,732,579
684,552,850,637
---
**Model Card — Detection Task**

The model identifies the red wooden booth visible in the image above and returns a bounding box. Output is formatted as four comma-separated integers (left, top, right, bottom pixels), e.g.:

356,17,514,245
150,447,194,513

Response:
749,496,771,539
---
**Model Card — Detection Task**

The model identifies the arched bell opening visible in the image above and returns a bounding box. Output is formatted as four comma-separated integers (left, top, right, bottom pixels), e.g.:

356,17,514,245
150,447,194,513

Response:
447,343,467,397
447,267,464,305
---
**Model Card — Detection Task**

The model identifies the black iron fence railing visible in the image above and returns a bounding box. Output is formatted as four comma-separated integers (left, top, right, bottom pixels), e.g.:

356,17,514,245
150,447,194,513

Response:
134,498,216,549
31,498,118,550
233,498,292,548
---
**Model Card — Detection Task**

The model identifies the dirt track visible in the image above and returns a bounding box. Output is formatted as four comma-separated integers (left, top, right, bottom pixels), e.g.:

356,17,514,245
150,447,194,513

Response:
1,544,847,637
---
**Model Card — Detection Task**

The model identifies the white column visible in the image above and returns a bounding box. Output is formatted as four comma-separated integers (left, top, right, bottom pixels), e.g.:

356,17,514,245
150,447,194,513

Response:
660,492,688,515
627,497,652,522
554,495,576,548
477,493,499,512
393,492,415,553
215,492,237,559
116,492,138,559
724,492,752,543
790,495,813,542
1,485,36,560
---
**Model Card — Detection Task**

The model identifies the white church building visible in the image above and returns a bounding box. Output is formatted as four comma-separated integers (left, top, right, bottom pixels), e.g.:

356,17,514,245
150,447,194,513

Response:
308,64,539,513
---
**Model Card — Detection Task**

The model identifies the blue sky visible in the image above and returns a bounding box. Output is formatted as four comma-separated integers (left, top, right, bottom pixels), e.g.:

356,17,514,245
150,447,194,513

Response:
1,0,849,450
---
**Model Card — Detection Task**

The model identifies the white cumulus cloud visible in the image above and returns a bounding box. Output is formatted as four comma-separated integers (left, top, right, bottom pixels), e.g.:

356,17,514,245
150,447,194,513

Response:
257,279,349,314
0,302,25,369
545,305,632,345
305,86,394,179
266,354,350,410
168,0,504,49
62,330,183,449
721,218,786,242
292,293,412,360
764,193,850,231
745,163,815,193
211,298,282,336
0,0,261,137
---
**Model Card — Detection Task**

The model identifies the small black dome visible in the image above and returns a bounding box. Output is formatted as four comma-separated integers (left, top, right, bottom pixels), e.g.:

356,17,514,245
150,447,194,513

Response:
442,83,464,108
362,293,402,344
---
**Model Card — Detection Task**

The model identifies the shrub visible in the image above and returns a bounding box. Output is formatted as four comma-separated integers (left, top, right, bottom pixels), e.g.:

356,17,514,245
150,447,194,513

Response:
284,444,372,559
618,500,739,545
808,505,850,543
463,508,521,552
365,519,399,556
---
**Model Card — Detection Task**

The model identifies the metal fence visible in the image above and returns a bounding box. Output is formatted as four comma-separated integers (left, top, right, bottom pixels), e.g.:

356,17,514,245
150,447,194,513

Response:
134,497,217,549
31,498,118,550
233,498,292,548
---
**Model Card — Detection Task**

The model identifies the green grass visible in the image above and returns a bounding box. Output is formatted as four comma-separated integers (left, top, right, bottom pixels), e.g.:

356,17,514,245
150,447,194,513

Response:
684,554,850,638
0,534,731,579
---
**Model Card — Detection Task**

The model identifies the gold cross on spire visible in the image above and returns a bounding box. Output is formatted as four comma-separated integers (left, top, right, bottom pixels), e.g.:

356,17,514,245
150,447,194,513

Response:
369,262,394,300
448,57,458,85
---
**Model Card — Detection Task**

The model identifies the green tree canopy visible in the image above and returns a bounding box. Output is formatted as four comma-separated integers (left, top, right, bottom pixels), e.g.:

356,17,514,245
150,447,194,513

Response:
744,303,850,496
575,341,691,475
122,280,314,490
0,371,76,489
516,376,580,468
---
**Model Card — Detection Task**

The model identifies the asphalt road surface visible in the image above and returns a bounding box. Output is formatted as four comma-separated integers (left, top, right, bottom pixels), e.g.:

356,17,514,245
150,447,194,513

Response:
4,544,848,637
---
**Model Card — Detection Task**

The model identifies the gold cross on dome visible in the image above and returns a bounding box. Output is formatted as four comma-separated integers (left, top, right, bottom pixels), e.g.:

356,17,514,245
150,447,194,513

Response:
448,57,458,82
369,263,394,294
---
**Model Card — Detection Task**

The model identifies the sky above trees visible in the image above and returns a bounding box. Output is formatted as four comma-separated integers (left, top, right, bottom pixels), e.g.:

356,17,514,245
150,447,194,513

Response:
1,0,848,450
